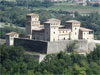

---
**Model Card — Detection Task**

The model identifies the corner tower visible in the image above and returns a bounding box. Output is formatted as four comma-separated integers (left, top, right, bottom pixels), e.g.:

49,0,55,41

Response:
5,32,19,46
44,18,60,41
26,13,40,35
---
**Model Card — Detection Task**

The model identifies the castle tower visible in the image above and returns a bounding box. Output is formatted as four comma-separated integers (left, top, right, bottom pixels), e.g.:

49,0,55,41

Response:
44,18,60,41
65,20,80,40
5,32,19,46
26,13,40,35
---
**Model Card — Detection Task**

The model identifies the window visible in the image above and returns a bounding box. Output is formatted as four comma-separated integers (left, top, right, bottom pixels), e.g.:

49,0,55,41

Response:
89,31,93,34
64,38,65,40
53,32,55,34
53,38,55,41
32,22,34,24
75,27,77,30
75,32,77,35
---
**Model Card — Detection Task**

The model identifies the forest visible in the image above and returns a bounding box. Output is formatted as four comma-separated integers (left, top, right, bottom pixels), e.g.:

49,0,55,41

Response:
0,0,54,8
0,44,100,75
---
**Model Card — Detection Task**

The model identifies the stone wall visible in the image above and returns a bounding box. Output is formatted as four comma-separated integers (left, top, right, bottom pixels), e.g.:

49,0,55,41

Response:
14,38,95,54
14,38,47,53
47,40,89,54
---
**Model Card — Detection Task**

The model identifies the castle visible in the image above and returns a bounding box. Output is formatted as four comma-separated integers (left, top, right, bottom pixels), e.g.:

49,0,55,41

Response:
5,13,95,54
25,13,94,42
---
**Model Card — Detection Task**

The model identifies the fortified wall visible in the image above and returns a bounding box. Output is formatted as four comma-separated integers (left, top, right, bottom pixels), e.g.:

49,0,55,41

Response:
14,38,95,54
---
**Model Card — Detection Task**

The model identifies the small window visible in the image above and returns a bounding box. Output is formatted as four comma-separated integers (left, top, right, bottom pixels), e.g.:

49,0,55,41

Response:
75,27,77,30
64,38,65,40
54,32,55,34
75,32,77,35
53,38,55,41
33,37,35,39
63,31,64,33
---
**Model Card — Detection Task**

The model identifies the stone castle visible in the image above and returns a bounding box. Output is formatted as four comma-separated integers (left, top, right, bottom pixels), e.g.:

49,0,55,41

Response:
5,13,95,54
25,13,94,41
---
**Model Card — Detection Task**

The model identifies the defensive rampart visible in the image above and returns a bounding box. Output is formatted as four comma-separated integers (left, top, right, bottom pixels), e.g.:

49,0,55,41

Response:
14,38,95,54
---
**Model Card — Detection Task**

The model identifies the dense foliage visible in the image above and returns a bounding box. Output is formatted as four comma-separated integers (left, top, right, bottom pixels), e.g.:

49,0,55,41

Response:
0,0,54,8
76,12,100,39
0,45,100,74
0,45,38,74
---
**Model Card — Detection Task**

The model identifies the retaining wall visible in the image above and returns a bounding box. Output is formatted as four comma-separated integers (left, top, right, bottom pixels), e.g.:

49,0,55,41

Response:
14,38,95,54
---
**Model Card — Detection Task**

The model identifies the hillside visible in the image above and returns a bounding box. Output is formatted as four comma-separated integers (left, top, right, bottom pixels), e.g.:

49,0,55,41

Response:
0,0,16,2
0,45,100,74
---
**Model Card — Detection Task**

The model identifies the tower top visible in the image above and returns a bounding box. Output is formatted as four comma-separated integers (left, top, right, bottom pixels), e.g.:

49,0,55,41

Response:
65,20,80,24
5,32,18,36
65,20,80,27
44,18,61,26
47,18,61,22
27,13,39,17
44,20,57,23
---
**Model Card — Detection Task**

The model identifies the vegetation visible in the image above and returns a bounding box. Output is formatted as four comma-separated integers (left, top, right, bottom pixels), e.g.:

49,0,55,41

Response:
0,45,38,75
76,12,100,39
0,27,25,39
0,0,53,8
0,45,100,74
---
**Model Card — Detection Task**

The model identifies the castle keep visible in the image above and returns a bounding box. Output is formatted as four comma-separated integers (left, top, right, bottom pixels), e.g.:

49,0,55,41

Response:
5,13,95,54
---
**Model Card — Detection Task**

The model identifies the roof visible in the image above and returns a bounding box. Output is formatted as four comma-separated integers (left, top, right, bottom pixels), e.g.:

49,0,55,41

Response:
27,13,39,16
47,18,60,21
80,27,93,32
6,32,18,36
32,27,44,31
66,20,80,23
45,18,61,24
44,20,58,24
32,29,44,32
